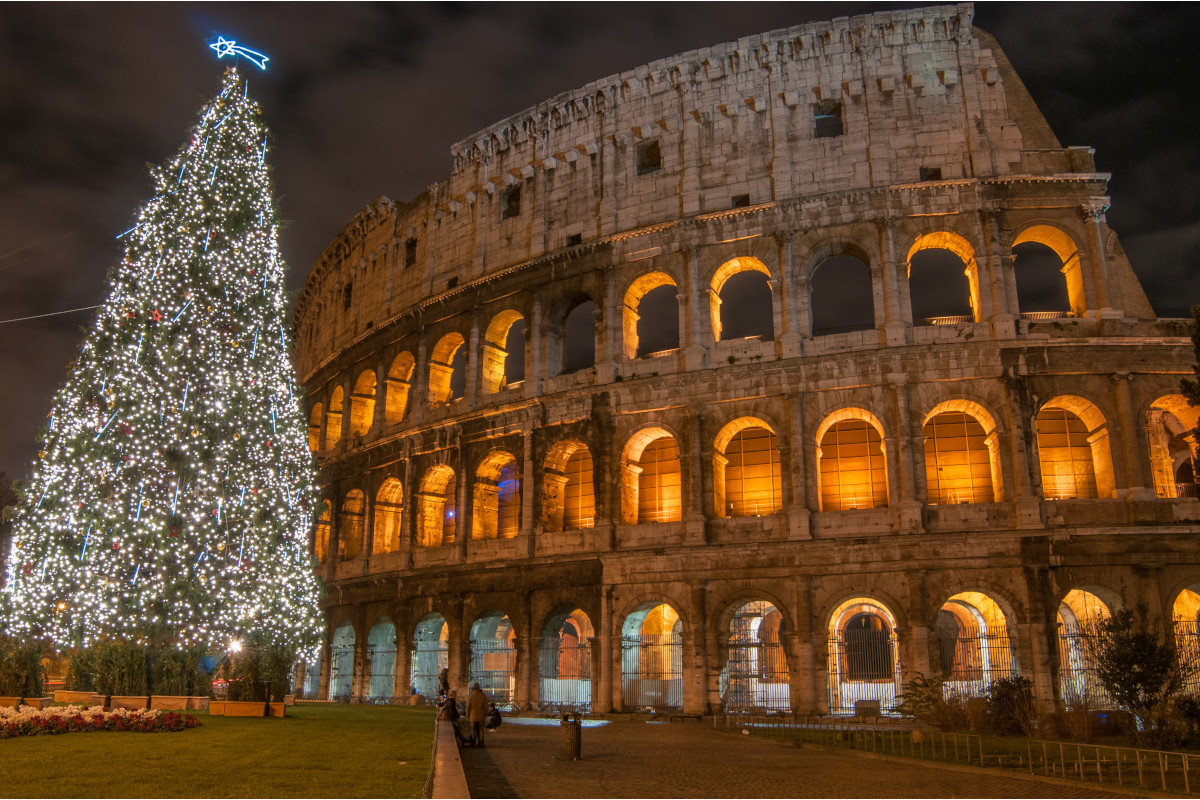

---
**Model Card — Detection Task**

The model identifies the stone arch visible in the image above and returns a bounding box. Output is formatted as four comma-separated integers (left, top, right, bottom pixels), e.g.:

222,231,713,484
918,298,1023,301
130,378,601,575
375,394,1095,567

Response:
623,270,680,358
329,620,356,699
1035,395,1115,500
922,399,1003,505
621,426,683,524
808,251,876,337
472,449,521,540
719,598,790,711
417,464,457,547
934,590,1019,699
712,416,782,518
385,351,415,424
548,293,597,376
366,616,398,701
349,369,376,438
1057,586,1120,708
373,477,403,554
307,403,323,453
710,256,773,342
1147,394,1200,499
543,439,595,532
327,385,344,448
469,610,517,705
428,332,466,405
338,489,366,560
538,606,596,711
314,499,332,563
410,612,449,701
815,407,890,511
1013,223,1086,317
906,231,980,324
825,596,902,715
1169,584,1200,683
620,601,684,710
482,309,526,394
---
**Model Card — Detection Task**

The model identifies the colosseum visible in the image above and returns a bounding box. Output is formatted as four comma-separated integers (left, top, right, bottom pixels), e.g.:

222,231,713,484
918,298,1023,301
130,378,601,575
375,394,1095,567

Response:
292,3,1200,717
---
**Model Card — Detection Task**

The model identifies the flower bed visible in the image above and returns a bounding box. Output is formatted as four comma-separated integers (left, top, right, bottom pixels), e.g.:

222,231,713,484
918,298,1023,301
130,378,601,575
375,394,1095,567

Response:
0,704,201,739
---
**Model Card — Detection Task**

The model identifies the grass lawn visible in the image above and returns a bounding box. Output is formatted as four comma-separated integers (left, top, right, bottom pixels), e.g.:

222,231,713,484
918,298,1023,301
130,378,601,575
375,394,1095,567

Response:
0,703,436,798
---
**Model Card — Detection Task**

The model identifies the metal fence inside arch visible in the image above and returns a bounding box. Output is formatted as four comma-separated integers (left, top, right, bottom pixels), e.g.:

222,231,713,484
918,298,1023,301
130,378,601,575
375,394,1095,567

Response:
410,613,448,701
329,622,355,700
621,603,683,711
470,613,516,706
722,601,789,711
367,618,397,702
538,609,593,712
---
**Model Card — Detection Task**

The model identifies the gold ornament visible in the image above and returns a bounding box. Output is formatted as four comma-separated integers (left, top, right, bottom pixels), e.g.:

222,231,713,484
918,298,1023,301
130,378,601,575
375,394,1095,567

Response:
217,541,226,551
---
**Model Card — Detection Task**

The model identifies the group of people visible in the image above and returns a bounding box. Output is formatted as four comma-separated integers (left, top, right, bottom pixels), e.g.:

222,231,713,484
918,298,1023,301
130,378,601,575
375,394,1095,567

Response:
434,669,502,748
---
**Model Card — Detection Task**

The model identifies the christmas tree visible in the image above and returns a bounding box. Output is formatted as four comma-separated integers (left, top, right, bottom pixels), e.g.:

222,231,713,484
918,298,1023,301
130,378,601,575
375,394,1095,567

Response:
1,66,323,658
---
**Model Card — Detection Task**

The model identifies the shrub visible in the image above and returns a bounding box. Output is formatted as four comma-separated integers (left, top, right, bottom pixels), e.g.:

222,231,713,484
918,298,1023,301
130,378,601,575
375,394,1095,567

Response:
151,648,212,697
985,676,1040,737
223,640,295,702
64,648,96,692
896,674,969,731
0,638,45,698
92,641,148,696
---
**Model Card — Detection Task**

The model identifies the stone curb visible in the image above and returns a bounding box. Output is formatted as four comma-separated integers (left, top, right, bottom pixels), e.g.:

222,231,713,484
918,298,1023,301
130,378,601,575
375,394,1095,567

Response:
796,741,1176,799
429,719,470,799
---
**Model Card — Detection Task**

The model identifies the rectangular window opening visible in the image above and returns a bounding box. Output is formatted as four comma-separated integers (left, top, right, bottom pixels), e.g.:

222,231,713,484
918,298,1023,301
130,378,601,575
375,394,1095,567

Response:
636,139,662,175
501,185,521,219
813,100,843,138
731,194,750,208
566,233,583,248
919,166,942,181
405,238,418,267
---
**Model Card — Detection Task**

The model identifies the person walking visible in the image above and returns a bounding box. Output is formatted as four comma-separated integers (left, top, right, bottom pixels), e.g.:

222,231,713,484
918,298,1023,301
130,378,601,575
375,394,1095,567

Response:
466,682,489,747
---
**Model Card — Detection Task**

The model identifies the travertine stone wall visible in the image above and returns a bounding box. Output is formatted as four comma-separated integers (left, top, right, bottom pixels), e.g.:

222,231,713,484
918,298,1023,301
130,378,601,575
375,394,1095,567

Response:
293,4,1200,715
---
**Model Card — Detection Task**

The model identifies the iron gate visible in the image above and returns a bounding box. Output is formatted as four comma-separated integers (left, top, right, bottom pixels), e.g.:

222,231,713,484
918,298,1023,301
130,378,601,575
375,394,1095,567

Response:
827,628,900,715
538,636,592,711
410,640,447,700
1058,623,1116,708
470,637,516,705
329,643,354,700
367,641,397,702
936,628,1018,699
724,623,789,711
1177,622,1200,697
621,634,683,710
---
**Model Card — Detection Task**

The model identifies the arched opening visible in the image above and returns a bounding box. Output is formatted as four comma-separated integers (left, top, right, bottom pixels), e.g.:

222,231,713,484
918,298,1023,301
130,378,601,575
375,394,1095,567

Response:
428,332,466,405
472,450,520,540
809,255,875,336
367,617,397,702
817,411,889,511
307,403,323,453
936,592,1018,700
1057,588,1117,708
562,298,596,374
417,465,457,547
721,601,789,711
410,613,449,702
544,440,595,532
713,418,782,518
373,478,403,554
1013,225,1086,317
623,272,679,358
907,233,978,324
313,500,331,563
621,429,682,524
469,611,516,706
827,598,901,715
385,351,415,424
338,489,365,561
923,404,1001,505
621,603,683,710
711,257,773,342
349,369,376,438
329,621,355,700
301,651,321,699
1148,395,1200,498
482,310,526,393
538,608,594,711
1035,397,1114,500
326,386,344,449
1172,587,1200,697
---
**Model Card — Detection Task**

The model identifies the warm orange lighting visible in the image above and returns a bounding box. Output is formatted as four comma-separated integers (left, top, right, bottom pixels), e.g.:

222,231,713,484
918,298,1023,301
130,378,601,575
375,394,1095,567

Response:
724,427,782,516
1035,408,1097,500
563,449,595,529
819,419,887,511
923,411,993,504
638,437,682,523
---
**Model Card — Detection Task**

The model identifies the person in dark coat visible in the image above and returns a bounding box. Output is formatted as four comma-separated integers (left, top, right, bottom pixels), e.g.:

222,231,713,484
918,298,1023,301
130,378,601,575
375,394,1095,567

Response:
465,682,489,747
443,690,465,745
484,702,502,731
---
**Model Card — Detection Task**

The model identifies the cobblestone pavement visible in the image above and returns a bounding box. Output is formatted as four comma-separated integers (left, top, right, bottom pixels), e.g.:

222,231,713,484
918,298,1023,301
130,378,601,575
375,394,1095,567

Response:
458,718,1125,799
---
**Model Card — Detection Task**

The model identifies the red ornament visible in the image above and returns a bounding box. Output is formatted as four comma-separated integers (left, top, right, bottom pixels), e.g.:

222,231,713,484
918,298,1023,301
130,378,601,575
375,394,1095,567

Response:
127,310,137,320
22,562,32,575
112,542,121,551
150,308,163,322
265,439,273,448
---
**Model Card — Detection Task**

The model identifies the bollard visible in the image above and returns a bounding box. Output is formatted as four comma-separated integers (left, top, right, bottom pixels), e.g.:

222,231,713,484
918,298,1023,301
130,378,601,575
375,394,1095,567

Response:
560,713,582,761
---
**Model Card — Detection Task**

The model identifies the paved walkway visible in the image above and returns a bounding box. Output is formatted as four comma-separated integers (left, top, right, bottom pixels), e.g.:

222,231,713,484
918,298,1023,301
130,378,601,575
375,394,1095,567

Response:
458,718,1126,799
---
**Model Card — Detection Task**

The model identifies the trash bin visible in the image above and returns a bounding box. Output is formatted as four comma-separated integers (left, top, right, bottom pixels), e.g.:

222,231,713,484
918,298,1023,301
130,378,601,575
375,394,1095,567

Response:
559,713,581,761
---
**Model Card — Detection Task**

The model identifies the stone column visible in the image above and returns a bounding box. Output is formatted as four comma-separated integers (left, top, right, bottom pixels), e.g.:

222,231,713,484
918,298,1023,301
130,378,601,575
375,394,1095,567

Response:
1003,370,1043,527
525,290,544,398
980,210,1017,338
774,230,804,357
596,268,618,384
514,605,534,709
465,310,481,409
597,585,616,714
399,451,415,569
788,393,812,539
362,476,376,558
411,332,428,425
1112,372,1153,498
682,246,707,371
1080,201,1123,318
888,374,923,533
317,386,330,455
685,407,707,544
876,218,909,346
393,629,411,701
684,584,709,714
371,354,388,436
520,426,536,556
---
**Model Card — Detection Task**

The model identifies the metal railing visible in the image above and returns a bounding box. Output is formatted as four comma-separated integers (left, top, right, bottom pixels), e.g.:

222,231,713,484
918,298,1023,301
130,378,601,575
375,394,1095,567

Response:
1025,739,1197,793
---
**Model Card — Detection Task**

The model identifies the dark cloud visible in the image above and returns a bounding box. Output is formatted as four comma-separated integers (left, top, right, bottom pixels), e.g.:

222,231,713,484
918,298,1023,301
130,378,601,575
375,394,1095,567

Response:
1,2,1197,481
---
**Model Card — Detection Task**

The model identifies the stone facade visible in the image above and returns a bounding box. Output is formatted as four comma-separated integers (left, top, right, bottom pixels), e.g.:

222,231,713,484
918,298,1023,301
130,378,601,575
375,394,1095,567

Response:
292,3,1200,715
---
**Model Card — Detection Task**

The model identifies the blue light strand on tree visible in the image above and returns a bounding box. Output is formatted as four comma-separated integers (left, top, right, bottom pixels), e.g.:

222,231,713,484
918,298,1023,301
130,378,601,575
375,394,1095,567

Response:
1,67,323,659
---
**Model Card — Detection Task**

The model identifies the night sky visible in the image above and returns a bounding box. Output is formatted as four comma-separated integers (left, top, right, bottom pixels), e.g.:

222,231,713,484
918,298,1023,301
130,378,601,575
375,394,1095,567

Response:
2,2,1198,483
